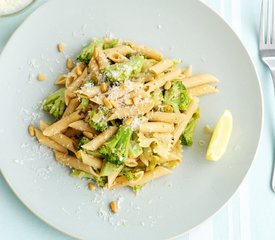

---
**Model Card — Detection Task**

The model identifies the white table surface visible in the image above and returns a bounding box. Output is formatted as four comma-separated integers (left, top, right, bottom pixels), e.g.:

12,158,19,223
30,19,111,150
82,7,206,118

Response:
1,0,275,239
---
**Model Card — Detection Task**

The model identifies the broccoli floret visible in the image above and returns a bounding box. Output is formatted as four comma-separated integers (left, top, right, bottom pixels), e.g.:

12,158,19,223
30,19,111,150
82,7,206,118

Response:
180,108,200,146
81,98,89,110
42,88,66,119
70,169,107,188
163,81,192,113
89,107,109,132
129,133,143,158
131,185,142,193
77,136,90,150
104,55,145,85
119,166,136,181
151,88,164,107
99,125,133,165
100,161,120,176
103,38,121,49
77,39,103,64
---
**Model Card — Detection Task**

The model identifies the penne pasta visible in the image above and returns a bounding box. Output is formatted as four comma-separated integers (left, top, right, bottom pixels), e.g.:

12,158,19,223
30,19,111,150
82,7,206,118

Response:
54,150,98,176
146,112,186,124
108,101,154,120
80,151,103,169
181,74,219,89
69,120,95,133
188,84,218,97
43,111,84,136
149,59,174,75
34,128,68,153
55,74,67,85
130,43,163,61
39,120,76,153
82,126,118,151
173,98,199,146
139,122,175,133
75,86,101,99
144,68,181,92
62,98,80,118
107,165,123,189
125,158,138,167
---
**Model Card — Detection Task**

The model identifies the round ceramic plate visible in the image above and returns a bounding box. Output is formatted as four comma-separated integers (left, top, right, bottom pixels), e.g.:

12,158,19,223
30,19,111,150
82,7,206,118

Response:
0,0,262,239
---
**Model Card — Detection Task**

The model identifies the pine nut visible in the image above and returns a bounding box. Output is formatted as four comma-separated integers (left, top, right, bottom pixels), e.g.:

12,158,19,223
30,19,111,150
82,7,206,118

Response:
110,100,119,109
103,97,113,109
66,58,74,70
28,124,35,136
124,117,133,126
100,82,107,93
83,131,94,139
164,81,172,90
124,98,133,105
58,43,65,52
88,182,96,191
75,66,82,76
110,201,118,213
37,73,46,81
132,97,139,105
75,150,82,159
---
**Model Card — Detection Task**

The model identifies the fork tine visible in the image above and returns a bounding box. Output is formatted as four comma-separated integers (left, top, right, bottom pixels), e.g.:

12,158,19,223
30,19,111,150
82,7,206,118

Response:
260,0,266,47
267,0,271,44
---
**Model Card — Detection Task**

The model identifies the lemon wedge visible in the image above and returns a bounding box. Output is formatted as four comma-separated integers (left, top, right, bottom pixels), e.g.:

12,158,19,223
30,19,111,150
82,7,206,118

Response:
206,110,233,161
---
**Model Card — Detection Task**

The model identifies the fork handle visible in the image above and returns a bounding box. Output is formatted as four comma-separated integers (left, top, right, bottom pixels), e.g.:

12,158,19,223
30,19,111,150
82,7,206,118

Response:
270,71,275,192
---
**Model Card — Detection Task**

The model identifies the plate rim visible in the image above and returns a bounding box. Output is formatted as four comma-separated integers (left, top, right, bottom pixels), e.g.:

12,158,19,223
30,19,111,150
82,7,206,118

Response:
0,0,263,239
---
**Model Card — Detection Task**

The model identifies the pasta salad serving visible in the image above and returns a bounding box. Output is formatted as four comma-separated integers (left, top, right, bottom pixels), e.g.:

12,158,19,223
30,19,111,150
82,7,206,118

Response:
29,38,219,193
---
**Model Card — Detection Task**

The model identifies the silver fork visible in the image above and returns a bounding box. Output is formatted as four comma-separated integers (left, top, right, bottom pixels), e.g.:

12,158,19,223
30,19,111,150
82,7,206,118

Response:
259,0,275,192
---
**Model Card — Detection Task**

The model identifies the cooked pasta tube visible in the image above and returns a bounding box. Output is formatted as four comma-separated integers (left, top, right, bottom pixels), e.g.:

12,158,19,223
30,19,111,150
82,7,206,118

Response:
69,120,95,133
94,47,109,70
34,128,68,153
149,59,174,75
65,68,88,105
108,101,154,120
62,98,80,118
82,126,118,151
74,86,101,99
104,45,135,56
54,150,98,176
188,84,218,97
55,74,66,85
43,111,84,136
125,158,138,167
107,52,128,63
130,43,163,61
139,122,174,133
181,74,219,89
80,151,103,169
144,68,181,92
146,112,186,124
173,98,199,145
107,165,123,189
39,120,76,153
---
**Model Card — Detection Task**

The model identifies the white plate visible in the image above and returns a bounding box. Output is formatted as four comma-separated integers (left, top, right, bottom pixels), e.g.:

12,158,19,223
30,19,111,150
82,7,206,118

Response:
0,0,262,239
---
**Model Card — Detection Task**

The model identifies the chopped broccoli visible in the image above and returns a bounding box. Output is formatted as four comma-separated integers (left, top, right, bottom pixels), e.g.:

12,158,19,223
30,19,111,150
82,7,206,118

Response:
81,98,89,110
77,39,103,64
103,38,121,49
131,185,142,193
70,169,107,188
151,88,163,107
119,167,136,181
104,55,145,85
180,108,200,146
42,88,66,119
100,161,120,176
163,81,192,113
99,125,133,165
88,107,109,132
77,136,90,150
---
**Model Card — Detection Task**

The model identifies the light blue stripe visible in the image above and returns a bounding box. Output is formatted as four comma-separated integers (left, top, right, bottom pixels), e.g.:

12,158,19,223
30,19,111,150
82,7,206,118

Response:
232,192,241,240
213,207,229,240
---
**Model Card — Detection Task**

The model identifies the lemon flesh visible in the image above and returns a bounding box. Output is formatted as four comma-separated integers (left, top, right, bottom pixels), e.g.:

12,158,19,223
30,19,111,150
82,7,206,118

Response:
206,110,233,161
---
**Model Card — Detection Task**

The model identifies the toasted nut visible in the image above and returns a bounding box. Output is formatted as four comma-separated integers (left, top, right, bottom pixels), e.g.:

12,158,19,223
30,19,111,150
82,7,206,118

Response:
28,124,35,136
75,66,82,76
75,150,82,159
163,104,173,112
124,98,133,105
37,73,46,81
100,82,107,93
88,182,96,191
132,97,139,105
164,81,172,90
83,131,94,139
66,58,74,70
124,117,133,126
110,201,118,213
103,97,113,109
58,43,65,52
110,100,119,109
